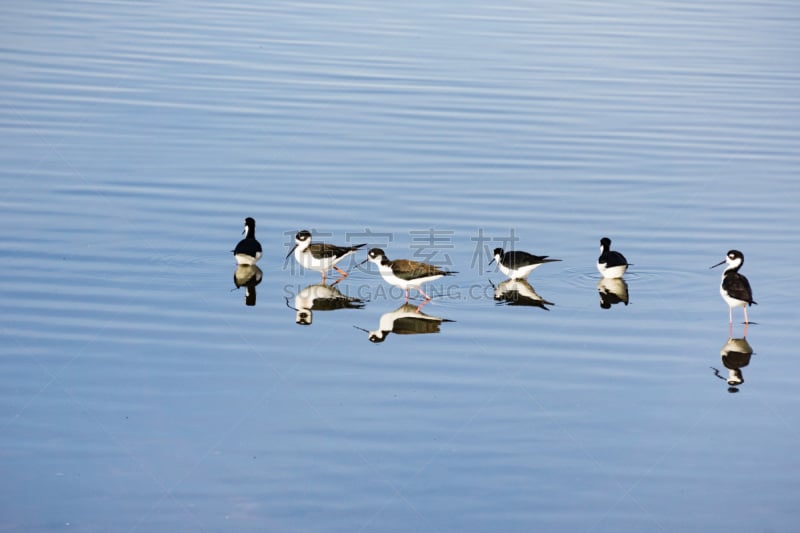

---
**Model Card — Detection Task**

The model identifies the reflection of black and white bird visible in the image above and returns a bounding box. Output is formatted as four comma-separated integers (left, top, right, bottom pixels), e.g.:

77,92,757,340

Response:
489,248,560,280
597,277,629,308
362,248,456,303
233,264,263,306
355,303,454,343
492,278,554,310
289,283,364,325
597,237,629,279
287,230,366,283
711,250,756,324
233,217,262,265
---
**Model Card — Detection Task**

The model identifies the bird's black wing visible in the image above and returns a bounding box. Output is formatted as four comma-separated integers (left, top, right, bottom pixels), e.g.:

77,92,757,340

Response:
234,239,261,256
390,259,452,281
309,242,354,259
723,273,756,305
505,250,545,267
605,250,628,268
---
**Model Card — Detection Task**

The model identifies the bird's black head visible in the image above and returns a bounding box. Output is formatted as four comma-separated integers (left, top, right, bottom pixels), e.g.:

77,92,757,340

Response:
296,230,312,242
242,217,257,237
711,249,745,270
600,237,611,248
368,248,386,260
488,248,505,266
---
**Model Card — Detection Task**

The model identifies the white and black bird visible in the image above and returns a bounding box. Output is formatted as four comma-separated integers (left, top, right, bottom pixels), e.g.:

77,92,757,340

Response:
597,237,629,279
489,247,561,280
362,248,456,304
711,250,756,324
287,230,366,283
233,217,262,265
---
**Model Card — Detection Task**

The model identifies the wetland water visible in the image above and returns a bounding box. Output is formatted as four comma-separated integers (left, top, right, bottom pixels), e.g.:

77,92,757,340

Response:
2,1,800,531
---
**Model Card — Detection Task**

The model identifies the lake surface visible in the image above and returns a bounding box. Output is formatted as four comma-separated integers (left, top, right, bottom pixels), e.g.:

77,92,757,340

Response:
2,1,800,531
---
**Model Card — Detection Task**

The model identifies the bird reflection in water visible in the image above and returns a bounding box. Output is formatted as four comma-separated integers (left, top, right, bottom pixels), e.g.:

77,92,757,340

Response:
286,283,365,325
597,277,629,309
354,303,454,343
491,278,554,311
233,264,263,306
711,328,754,393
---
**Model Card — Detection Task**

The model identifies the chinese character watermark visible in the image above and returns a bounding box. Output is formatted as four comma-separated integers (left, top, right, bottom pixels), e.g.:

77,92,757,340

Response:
409,228,454,266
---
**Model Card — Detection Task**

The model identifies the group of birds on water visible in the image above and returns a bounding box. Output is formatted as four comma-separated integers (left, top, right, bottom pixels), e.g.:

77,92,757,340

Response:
233,217,757,324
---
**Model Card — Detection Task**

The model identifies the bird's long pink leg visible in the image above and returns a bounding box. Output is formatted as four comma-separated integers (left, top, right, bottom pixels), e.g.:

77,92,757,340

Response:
729,306,733,324
744,306,749,324
334,266,349,278
405,289,409,303
415,287,433,313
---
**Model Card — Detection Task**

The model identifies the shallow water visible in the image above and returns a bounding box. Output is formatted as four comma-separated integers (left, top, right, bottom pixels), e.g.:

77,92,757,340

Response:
2,1,800,531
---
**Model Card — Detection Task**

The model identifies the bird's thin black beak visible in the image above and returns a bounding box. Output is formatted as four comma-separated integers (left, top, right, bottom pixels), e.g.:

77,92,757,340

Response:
358,258,369,266
488,257,496,266
286,244,297,259
710,259,726,269
352,325,369,333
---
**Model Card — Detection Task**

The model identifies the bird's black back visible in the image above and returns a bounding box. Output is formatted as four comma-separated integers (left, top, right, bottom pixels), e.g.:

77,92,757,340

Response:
599,250,628,268
309,242,365,259
722,272,756,305
503,250,554,267
235,237,262,256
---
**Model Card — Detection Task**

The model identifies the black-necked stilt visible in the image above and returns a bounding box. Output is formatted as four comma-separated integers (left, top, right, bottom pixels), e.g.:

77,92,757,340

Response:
361,248,456,304
489,247,561,280
287,230,366,283
597,237,629,279
710,250,756,324
492,278,554,310
354,303,454,343
233,217,262,265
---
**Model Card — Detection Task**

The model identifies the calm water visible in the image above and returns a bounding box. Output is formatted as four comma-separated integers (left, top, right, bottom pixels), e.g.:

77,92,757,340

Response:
2,1,800,531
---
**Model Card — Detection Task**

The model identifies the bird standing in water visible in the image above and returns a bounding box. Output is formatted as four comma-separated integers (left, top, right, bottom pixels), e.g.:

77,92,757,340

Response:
711,249,756,324
233,217,262,265
597,237,629,279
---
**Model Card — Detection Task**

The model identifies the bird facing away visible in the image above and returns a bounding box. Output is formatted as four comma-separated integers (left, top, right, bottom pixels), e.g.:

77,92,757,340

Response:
711,249,756,324
597,237,629,279
489,247,561,280
362,248,457,304
287,230,366,283
233,217,262,265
